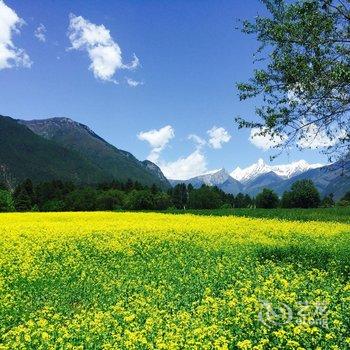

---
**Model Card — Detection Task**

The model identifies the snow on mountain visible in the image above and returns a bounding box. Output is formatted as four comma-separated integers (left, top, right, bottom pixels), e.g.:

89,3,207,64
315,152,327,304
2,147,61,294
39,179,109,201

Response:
195,168,230,186
230,159,323,183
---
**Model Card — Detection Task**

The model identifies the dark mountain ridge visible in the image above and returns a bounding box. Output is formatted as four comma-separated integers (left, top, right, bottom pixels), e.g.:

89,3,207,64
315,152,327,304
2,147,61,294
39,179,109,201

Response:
0,115,169,189
18,117,170,189
0,115,108,188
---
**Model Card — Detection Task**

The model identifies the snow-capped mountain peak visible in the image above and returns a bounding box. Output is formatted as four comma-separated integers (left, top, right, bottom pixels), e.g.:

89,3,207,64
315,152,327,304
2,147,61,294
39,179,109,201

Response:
230,158,270,183
230,159,323,183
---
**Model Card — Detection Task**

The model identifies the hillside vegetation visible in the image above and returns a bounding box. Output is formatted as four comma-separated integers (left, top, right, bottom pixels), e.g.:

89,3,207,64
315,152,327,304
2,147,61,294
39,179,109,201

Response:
0,116,169,189
20,117,170,188
0,116,108,186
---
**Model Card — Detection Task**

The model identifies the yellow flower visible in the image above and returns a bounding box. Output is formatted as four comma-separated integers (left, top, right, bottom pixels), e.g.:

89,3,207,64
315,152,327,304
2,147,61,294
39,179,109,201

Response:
124,314,136,323
41,332,50,341
237,340,252,350
0,211,349,348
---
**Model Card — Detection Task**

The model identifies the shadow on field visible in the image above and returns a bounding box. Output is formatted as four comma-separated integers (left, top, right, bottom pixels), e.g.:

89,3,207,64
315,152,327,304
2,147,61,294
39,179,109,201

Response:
254,234,350,279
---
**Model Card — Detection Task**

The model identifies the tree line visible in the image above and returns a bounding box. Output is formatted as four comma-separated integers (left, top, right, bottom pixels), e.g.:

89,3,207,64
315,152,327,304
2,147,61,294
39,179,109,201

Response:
0,179,237,212
0,178,349,212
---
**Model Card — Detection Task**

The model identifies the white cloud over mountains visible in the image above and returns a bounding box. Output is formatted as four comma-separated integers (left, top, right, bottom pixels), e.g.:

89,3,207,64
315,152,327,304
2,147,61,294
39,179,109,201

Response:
137,125,175,163
160,150,207,180
297,123,347,149
0,0,31,70
138,125,231,180
67,14,139,82
249,127,286,151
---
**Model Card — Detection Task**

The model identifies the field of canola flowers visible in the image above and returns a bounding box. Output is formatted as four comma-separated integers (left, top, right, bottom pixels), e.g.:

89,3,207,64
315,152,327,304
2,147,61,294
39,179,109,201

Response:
1,212,350,349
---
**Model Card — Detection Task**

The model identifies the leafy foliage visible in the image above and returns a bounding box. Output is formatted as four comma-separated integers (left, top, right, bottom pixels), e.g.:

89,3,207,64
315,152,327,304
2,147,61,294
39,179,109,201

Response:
187,185,223,209
236,0,350,158
1,177,344,213
124,190,155,210
255,188,280,208
282,179,321,208
321,193,335,207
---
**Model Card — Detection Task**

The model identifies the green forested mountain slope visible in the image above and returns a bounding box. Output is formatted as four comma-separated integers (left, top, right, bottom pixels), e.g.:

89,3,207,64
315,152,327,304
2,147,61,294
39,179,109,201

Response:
18,117,170,189
0,115,108,187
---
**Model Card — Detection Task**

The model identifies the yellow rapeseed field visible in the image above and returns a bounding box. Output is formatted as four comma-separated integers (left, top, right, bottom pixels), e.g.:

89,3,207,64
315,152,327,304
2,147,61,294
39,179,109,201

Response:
0,212,350,349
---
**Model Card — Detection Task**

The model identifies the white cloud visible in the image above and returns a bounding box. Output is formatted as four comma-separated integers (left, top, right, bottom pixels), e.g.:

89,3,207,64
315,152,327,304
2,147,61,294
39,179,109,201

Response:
124,54,139,70
188,134,206,149
0,0,31,70
139,126,237,180
160,150,207,180
207,126,231,149
34,23,46,42
67,14,139,82
137,125,175,162
297,123,347,149
126,77,143,87
249,127,286,151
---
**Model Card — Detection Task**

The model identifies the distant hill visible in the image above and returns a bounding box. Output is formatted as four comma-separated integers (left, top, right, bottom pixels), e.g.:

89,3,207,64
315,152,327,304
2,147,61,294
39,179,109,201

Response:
243,171,283,196
0,115,108,187
18,117,170,189
4,113,349,197
0,115,169,189
170,160,350,200
271,160,350,200
169,169,243,194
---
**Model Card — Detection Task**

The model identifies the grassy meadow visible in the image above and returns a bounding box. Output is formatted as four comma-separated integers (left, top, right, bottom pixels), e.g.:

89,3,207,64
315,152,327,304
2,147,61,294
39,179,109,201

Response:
1,211,350,349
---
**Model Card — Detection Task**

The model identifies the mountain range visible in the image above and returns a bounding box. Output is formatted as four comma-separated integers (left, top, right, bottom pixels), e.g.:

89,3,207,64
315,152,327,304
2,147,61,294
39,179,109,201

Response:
230,159,323,183
0,115,170,189
170,159,350,200
1,114,349,199
170,169,243,194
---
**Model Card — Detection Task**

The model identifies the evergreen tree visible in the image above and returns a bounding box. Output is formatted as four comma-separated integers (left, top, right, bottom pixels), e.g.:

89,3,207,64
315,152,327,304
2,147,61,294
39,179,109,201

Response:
172,184,188,209
0,190,14,212
234,193,246,208
14,188,32,211
64,188,98,211
96,190,125,210
13,180,35,211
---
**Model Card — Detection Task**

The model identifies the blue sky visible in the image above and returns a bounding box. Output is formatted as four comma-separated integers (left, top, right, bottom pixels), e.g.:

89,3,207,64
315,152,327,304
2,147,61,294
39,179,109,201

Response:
0,0,329,179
